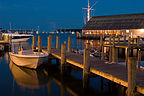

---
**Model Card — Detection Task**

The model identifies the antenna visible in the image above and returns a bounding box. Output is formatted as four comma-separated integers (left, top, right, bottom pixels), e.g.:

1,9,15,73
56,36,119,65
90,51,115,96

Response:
82,0,98,22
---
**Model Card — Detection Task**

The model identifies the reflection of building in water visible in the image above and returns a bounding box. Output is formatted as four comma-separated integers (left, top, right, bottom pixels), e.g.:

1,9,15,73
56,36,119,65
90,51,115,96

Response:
82,13,144,38
9,61,49,89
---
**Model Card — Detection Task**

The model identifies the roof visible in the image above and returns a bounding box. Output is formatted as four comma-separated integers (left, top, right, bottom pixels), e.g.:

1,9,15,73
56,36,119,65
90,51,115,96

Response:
82,13,144,30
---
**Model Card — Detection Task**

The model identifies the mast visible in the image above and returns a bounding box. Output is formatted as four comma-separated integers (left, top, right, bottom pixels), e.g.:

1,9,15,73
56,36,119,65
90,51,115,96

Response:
87,0,90,21
83,0,98,23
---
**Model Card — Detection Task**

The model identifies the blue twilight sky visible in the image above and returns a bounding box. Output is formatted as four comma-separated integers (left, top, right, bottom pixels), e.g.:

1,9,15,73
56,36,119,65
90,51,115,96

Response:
0,0,144,32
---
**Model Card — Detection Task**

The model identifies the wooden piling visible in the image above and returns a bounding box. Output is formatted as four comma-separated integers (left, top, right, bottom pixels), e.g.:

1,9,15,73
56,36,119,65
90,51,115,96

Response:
137,49,141,70
112,36,115,45
67,36,71,52
124,35,126,43
83,43,90,77
61,43,66,66
112,46,118,63
48,35,52,54
0,32,2,40
118,35,120,43
109,46,112,63
100,35,103,50
4,35,9,42
125,48,130,67
101,45,104,60
83,45,90,89
56,36,59,49
109,36,112,44
111,36,118,63
32,35,36,51
8,35,12,51
128,37,131,48
127,57,136,96
38,36,42,52
137,36,140,47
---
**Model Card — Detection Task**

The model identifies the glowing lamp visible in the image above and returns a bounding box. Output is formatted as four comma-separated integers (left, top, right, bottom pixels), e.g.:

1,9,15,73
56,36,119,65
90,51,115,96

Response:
140,29,144,33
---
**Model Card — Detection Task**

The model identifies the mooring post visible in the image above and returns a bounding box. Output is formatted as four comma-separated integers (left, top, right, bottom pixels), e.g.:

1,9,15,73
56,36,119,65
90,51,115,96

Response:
113,35,115,45
137,36,140,47
111,36,118,63
125,48,130,67
67,36,71,52
109,46,112,63
118,35,120,44
83,43,90,88
127,57,136,96
4,35,9,42
61,43,66,73
8,35,12,51
109,35,112,44
56,36,59,49
137,49,141,70
101,44,104,60
0,32,2,40
48,35,52,54
100,35,103,51
124,35,126,43
38,36,42,52
128,37,131,48
32,35,36,51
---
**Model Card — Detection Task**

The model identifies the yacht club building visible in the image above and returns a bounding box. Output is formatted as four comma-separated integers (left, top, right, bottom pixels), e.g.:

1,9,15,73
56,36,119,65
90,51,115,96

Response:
82,13,144,38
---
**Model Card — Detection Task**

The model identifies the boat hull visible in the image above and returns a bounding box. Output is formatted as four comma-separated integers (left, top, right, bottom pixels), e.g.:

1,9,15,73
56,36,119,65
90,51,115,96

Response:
9,52,47,69
12,37,30,42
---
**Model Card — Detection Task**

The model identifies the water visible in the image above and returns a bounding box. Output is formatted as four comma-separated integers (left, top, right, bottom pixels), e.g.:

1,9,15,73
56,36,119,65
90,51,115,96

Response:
0,33,127,96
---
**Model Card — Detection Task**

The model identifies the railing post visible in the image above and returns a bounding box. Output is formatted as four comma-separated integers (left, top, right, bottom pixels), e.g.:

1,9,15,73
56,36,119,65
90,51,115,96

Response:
67,36,71,52
127,57,136,96
38,36,42,52
56,36,59,49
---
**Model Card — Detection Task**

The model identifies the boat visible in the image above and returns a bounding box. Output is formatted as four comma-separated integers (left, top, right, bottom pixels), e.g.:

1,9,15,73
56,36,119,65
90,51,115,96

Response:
9,47,49,69
3,32,33,42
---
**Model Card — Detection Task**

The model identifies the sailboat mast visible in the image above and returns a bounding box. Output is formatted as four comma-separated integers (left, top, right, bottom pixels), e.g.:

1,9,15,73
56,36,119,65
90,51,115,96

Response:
87,0,90,21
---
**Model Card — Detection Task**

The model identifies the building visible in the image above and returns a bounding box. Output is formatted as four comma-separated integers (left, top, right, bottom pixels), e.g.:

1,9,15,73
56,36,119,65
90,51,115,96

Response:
82,13,144,38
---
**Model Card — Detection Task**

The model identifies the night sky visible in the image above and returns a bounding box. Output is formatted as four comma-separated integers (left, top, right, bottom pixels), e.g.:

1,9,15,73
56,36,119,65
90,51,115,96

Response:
0,0,144,32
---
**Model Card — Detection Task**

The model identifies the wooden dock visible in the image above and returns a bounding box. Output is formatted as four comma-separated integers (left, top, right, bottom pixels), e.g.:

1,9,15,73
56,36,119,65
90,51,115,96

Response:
33,35,144,95
42,48,144,95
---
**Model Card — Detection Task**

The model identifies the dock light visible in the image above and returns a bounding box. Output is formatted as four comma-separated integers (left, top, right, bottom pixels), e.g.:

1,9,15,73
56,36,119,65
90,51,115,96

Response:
140,29,144,33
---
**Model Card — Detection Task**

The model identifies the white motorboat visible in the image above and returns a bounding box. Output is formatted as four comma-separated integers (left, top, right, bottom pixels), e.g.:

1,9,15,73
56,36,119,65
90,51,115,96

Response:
3,32,33,42
9,49,49,69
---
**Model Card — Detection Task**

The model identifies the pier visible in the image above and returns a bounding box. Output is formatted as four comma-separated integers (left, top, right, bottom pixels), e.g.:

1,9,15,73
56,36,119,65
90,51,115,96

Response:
33,35,144,95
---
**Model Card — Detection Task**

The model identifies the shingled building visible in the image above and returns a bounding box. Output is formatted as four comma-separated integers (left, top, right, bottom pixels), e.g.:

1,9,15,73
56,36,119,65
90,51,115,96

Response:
82,13,144,38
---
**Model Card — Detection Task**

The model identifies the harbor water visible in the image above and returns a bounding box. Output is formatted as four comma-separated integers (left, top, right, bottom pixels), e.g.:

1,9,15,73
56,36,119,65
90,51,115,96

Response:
0,33,136,96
